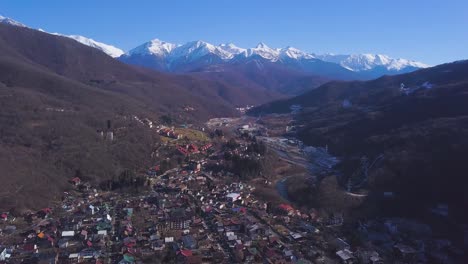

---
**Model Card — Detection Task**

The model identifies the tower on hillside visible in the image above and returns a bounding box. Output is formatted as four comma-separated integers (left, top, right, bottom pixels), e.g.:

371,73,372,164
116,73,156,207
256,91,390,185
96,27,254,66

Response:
106,119,114,142
106,131,114,141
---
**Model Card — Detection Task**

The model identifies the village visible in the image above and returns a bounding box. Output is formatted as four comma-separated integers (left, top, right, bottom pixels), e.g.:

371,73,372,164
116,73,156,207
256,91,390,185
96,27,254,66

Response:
0,116,462,264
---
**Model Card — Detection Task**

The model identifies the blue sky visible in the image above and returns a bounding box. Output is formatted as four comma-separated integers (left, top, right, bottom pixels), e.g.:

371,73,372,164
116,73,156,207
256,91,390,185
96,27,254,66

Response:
1,0,467,65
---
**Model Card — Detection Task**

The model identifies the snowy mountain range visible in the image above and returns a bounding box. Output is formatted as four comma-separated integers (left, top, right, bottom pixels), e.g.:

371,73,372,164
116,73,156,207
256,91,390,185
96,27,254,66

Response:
119,39,429,78
0,14,429,79
316,53,429,72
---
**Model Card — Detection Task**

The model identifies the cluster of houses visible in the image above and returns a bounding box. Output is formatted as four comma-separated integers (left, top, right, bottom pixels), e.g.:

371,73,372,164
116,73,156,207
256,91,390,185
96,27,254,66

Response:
235,105,254,114
148,167,329,263
176,144,199,156
158,127,182,140
176,143,213,156
0,184,121,263
0,122,463,264
0,165,334,263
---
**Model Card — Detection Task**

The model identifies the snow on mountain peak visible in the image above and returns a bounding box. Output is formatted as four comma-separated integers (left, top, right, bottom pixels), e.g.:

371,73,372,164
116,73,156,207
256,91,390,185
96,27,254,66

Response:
317,53,429,71
128,39,178,57
0,15,124,58
0,15,27,27
0,15,433,73
123,38,429,72
280,46,315,60
53,34,124,58
239,42,281,61
256,42,269,49
219,43,246,55
172,40,235,60
385,57,430,71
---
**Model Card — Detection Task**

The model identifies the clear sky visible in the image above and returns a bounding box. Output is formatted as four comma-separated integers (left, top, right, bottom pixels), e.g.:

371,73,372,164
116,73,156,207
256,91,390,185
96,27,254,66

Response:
1,0,467,65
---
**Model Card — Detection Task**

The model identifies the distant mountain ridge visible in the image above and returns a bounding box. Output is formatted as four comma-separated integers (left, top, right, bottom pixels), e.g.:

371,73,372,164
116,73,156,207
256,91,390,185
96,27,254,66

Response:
0,15,27,27
120,38,429,79
1,15,124,58
122,39,428,72
316,53,428,72
0,14,429,81
51,34,124,58
0,13,436,101
0,13,429,79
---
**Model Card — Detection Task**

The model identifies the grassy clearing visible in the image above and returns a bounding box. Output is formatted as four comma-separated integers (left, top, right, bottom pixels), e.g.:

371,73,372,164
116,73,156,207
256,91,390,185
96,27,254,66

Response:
174,128,210,142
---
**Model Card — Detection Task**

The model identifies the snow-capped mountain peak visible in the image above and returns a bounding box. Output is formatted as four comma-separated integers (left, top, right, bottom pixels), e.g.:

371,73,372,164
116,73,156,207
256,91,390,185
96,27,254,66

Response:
121,38,429,75
0,15,123,58
240,42,280,61
167,40,235,61
182,40,213,52
218,43,246,55
320,53,430,72
280,46,315,60
0,14,434,75
0,15,27,27
128,39,178,57
256,42,269,49
385,57,430,71
52,33,124,58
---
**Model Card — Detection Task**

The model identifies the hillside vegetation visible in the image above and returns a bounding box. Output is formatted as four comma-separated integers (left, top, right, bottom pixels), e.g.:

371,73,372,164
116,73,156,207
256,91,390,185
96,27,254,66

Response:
250,61,468,221
0,23,245,211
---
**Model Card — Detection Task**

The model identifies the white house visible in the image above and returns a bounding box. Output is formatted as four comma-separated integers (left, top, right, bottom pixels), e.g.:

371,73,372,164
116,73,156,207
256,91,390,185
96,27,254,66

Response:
61,231,75,237
0,247,12,261
226,193,241,201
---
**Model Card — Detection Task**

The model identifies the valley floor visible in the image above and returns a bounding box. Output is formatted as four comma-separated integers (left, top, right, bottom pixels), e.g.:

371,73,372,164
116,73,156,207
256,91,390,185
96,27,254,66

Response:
0,114,464,263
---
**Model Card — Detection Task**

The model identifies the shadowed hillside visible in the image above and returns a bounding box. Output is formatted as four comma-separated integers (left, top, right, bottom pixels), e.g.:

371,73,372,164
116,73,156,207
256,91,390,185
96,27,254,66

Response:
0,23,251,211
250,61,468,221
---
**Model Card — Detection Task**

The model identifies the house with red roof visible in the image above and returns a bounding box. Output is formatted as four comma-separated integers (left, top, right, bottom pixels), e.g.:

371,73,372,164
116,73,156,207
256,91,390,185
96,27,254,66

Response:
70,177,81,185
187,144,199,153
200,143,213,151
1,213,8,221
179,249,193,257
177,145,189,155
278,204,294,215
